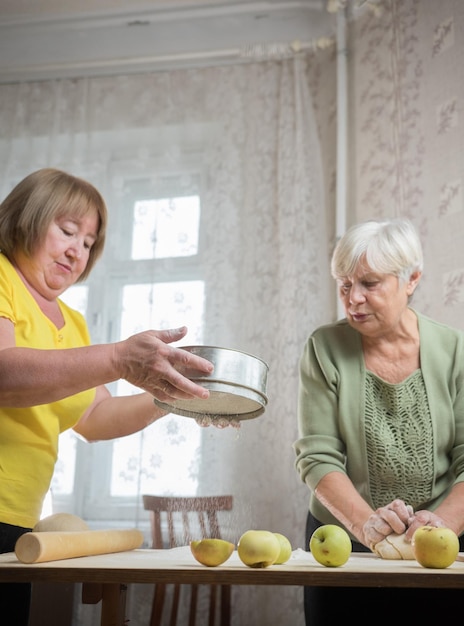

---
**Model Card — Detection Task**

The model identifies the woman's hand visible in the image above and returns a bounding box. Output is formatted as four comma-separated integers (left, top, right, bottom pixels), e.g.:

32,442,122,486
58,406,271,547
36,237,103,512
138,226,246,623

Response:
114,327,213,401
363,499,413,549
405,510,447,541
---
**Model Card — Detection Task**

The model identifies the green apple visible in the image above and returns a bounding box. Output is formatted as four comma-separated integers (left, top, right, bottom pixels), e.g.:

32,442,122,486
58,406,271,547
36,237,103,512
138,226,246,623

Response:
237,530,280,568
273,532,292,564
412,525,459,569
309,524,352,567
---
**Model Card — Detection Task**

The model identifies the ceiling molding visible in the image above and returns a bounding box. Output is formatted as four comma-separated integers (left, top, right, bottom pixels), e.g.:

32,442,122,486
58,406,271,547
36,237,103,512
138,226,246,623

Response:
0,0,331,84
0,2,326,26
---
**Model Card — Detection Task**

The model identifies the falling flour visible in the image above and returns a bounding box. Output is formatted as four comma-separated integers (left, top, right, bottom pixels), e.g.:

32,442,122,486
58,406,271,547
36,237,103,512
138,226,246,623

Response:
195,415,241,429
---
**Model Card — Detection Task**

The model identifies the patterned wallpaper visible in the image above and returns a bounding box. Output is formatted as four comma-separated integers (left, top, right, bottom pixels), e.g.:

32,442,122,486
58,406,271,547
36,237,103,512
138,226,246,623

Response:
348,0,464,328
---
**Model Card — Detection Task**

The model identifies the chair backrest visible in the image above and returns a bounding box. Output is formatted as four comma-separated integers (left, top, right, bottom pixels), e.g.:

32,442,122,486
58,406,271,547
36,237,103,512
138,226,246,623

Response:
143,495,233,549
142,494,234,626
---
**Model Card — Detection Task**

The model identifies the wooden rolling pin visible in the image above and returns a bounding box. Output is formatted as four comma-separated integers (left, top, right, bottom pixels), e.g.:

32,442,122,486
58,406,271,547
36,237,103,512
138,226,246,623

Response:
15,528,144,564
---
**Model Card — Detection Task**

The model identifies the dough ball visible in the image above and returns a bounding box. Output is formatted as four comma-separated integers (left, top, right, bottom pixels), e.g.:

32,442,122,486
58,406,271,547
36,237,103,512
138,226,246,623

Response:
373,533,415,560
33,512,89,532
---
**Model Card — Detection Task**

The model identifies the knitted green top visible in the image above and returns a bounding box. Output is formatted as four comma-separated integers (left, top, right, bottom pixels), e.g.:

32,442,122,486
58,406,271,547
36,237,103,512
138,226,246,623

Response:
364,369,433,510
294,310,464,533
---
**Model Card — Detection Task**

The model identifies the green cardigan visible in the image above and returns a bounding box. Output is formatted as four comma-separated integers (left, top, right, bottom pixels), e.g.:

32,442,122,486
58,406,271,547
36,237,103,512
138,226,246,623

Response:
294,310,464,532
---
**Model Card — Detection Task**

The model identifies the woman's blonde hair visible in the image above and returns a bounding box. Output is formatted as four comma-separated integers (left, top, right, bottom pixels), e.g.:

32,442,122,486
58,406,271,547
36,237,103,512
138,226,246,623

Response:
331,218,423,283
0,168,107,281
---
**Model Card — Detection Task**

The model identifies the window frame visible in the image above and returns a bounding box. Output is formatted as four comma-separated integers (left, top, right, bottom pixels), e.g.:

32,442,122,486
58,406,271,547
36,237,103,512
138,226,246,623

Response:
53,157,209,522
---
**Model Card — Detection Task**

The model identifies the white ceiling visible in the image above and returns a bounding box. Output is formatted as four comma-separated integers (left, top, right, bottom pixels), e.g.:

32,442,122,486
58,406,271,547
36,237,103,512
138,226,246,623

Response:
0,1,333,84
4,0,282,16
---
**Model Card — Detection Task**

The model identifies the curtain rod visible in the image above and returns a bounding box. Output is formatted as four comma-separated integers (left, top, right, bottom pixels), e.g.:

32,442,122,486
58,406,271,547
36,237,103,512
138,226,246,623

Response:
93,36,335,67
239,37,335,59
0,36,336,84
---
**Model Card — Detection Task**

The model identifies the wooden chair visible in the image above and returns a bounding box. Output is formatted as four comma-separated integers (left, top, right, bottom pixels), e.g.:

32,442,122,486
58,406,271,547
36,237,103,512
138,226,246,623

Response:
142,494,233,626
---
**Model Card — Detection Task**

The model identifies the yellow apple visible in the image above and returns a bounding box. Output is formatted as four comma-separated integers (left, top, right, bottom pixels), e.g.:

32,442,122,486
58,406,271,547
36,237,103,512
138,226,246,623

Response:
412,525,459,569
237,530,280,568
190,539,235,567
273,532,292,564
309,524,352,567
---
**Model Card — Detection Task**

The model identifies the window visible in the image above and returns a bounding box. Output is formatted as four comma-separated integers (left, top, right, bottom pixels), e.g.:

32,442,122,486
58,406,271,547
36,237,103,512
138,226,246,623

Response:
53,168,208,521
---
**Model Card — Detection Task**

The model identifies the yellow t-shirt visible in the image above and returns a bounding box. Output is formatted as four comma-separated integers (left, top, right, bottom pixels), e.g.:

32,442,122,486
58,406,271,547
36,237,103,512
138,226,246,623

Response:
0,253,96,528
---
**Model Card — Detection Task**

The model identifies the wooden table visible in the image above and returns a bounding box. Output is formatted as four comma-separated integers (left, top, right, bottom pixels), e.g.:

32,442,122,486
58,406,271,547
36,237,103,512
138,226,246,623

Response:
1,547,464,625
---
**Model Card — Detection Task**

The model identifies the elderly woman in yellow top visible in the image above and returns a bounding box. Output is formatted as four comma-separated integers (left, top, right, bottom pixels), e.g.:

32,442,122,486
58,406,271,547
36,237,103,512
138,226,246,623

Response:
295,218,464,625
0,168,213,624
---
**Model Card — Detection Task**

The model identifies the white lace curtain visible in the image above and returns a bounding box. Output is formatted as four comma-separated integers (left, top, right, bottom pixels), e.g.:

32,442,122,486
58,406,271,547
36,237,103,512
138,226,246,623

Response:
0,54,336,625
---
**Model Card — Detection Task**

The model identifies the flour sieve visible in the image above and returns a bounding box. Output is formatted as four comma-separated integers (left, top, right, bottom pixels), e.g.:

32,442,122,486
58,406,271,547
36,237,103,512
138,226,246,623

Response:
153,345,269,427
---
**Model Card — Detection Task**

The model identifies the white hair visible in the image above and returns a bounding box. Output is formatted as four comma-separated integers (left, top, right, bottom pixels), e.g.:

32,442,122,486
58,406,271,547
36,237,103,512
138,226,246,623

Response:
331,218,423,283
